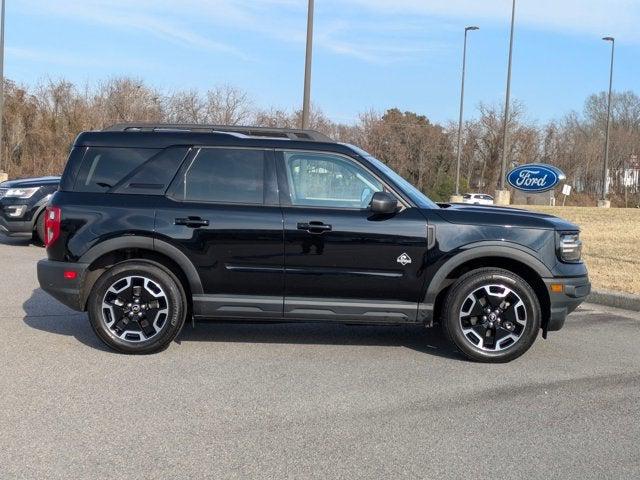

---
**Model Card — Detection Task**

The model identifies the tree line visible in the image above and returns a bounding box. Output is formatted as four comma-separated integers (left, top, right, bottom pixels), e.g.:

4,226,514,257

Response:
2,77,639,205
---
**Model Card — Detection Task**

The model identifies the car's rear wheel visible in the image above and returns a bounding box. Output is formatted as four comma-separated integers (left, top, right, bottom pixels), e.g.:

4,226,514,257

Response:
442,268,541,363
88,261,186,354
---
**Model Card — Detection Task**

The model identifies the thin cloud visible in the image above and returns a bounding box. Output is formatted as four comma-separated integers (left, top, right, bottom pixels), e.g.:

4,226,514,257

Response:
6,46,156,69
16,0,250,59
13,0,640,69
342,0,640,42
15,0,444,65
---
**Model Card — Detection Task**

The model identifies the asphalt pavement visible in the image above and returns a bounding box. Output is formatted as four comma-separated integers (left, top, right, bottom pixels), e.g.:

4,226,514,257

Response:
1,236,639,479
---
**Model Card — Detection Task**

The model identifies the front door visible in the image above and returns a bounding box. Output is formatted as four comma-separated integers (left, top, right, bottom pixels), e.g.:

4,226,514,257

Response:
277,150,429,323
155,146,284,319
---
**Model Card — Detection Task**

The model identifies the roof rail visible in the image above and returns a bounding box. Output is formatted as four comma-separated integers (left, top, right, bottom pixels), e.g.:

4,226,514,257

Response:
103,123,334,142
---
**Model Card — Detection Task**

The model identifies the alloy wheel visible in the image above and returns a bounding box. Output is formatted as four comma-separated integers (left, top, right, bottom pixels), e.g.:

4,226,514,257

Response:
458,283,527,352
101,275,169,343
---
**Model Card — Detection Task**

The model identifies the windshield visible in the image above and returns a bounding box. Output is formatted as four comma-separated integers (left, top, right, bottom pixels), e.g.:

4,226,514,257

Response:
344,144,439,209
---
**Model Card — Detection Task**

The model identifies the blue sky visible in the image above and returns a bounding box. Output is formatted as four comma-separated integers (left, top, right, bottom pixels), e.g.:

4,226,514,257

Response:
6,0,640,125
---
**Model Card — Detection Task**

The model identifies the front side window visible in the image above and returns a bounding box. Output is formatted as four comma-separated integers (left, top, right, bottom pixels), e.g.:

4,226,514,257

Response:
173,148,265,204
283,151,382,209
344,144,439,209
74,147,160,192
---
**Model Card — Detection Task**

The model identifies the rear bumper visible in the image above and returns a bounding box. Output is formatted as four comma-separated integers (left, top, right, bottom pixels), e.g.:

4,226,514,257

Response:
544,275,591,331
37,259,89,311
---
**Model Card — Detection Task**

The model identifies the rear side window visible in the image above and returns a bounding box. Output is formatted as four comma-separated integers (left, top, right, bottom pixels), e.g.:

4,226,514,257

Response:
74,148,160,192
171,148,265,204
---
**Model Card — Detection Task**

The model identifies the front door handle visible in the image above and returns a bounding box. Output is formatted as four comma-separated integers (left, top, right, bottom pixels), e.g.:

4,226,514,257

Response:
297,221,332,234
175,216,210,228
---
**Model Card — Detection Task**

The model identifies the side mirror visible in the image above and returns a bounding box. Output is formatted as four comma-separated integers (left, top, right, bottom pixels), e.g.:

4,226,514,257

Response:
369,191,398,215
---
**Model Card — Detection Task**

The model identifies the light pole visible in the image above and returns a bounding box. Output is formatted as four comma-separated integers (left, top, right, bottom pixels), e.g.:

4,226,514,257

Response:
497,0,516,205
599,36,615,208
301,0,314,130
0,0,5,179
453,26,479,200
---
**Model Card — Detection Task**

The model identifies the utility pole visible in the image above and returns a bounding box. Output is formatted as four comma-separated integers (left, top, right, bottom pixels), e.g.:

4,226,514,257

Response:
451,26,479,202
496,0,516,206
301,0,314,130
599,36,615,208
0,0,5,180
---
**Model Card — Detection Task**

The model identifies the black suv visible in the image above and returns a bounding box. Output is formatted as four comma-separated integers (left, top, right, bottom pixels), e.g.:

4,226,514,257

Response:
37,124,590,362
0,175,60,243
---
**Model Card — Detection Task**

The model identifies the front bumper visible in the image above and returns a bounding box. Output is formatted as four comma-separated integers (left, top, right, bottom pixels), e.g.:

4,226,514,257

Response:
544,275,591,331
37,259,89,311
0,199,38,236
0,213,32,236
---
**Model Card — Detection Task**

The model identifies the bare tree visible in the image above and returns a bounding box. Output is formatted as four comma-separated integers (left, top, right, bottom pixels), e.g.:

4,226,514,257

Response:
165,90,206,123
205,85,252,125
1,75,637,205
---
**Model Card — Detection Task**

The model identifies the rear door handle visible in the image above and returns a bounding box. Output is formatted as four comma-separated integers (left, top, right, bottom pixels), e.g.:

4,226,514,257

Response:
297,221,332,234
175,217,209,228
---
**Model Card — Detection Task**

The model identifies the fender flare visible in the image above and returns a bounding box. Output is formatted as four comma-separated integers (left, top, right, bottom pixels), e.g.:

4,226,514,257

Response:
423,242,553,307
30,194,53,230
78,236,204,295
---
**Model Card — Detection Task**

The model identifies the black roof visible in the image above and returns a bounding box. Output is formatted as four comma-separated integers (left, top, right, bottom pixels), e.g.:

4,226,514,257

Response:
73,123,351,153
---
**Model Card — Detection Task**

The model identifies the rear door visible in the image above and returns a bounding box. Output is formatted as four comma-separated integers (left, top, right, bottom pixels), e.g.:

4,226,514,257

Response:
154,147,284,319
277,149,430,323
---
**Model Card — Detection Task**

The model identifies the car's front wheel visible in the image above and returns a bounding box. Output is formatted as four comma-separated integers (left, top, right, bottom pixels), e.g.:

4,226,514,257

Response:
33,211,46,245
88,261,187,354
442,268,541,362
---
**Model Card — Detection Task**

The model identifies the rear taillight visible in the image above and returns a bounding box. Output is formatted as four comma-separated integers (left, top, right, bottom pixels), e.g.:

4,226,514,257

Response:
44,206,61,247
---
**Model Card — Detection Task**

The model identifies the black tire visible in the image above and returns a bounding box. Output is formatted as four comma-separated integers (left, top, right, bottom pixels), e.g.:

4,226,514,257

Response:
442,268,541,363
34,211,46,246
88,260,187,354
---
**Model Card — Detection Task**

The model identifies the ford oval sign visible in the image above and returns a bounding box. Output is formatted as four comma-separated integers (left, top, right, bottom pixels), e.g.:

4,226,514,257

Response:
507,164,565,193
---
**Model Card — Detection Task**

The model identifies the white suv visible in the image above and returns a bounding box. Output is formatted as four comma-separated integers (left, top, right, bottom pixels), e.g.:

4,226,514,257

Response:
462,193,494,205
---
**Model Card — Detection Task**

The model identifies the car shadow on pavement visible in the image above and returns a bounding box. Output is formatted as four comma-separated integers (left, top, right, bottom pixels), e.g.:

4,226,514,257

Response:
0,235,34,247
23,287,462,360
22,288,112,352
179,321,463,360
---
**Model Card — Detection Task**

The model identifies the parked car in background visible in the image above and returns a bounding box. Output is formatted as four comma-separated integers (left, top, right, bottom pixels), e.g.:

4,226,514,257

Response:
0,176,60,244
462,193,494,205
37,124,590,362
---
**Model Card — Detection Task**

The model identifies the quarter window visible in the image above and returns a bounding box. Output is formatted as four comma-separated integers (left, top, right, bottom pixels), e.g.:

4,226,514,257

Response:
74,148,160,192
173,148,265,204
283,151,383,208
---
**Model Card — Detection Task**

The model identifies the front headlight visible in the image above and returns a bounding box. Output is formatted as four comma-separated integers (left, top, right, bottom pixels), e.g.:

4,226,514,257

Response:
558,232,582,262
5,187,40,199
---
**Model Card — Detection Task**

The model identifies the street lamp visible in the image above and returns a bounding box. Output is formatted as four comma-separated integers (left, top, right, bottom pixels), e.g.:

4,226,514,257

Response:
301,0,314,130
600,36,615,208
497,0,516,205
453,26,479,199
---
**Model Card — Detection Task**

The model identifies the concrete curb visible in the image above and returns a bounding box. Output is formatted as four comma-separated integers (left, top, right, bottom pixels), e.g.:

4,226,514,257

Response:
588,289,640,312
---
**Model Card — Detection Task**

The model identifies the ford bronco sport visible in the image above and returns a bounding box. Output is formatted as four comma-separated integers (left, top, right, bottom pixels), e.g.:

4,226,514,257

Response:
37,124,590,362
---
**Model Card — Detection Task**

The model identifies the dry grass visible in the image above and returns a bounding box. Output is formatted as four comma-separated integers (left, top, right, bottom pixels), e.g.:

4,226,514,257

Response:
516,206,640,294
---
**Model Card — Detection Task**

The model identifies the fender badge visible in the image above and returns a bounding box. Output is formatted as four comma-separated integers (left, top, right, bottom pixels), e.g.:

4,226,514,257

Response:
397,253,412,266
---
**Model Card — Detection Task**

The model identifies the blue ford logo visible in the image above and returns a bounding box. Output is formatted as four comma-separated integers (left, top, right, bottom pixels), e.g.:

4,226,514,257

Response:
507,164,565,193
